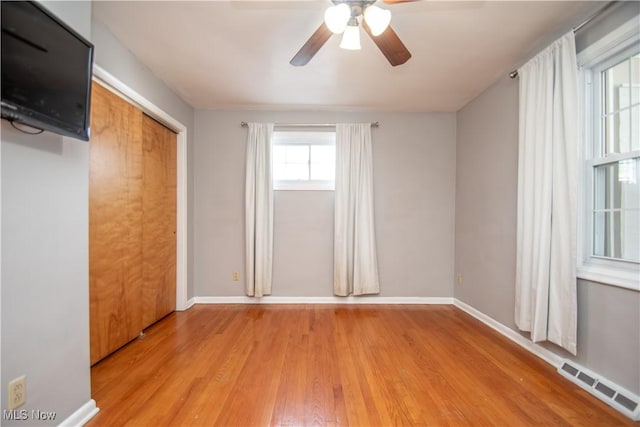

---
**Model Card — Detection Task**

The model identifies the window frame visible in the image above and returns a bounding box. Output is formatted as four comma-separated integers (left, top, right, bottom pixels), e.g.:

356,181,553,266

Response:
271,130,336,191
577,20,640,291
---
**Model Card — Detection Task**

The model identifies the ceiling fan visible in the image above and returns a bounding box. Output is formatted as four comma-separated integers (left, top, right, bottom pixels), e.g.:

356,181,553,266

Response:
290,0,418,67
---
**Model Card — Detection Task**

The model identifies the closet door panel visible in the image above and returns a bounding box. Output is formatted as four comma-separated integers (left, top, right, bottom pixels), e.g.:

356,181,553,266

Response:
89,82,144,365
141,114,177,328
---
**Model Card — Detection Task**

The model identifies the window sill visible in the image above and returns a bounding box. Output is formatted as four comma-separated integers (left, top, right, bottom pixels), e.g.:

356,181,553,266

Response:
274,180,334,191
577,261,640,291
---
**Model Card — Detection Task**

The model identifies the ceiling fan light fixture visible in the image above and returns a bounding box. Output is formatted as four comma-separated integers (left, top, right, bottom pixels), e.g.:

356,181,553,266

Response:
364,5,391,36
324,3,351,34
339,19,361,50
290,0,413,67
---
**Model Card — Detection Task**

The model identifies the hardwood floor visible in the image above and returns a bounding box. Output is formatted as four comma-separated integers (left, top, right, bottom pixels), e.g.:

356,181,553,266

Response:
88,305,633,426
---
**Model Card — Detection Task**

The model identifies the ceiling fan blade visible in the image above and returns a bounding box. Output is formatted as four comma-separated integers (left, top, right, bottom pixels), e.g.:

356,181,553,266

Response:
290,23,333,66
362,22,411,66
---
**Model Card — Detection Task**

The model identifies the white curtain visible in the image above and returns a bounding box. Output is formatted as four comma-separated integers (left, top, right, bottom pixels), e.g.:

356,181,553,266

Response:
515,32,578,355
334,123,380,296
245,123,274,297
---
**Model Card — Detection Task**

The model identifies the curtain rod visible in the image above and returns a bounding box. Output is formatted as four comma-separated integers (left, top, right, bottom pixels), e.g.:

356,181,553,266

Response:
240,121,379,128
509,1,618,79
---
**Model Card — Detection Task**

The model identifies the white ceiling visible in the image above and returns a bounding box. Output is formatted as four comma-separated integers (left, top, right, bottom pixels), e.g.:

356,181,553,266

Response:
93,1,604,112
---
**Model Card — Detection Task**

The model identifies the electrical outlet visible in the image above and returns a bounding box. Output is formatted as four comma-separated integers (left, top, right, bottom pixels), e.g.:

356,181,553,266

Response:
7,375,26,410
232,272,239,281
456,273,463,285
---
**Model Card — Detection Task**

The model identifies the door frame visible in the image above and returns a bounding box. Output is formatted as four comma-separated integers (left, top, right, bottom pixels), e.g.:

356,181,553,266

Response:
92,65,189,311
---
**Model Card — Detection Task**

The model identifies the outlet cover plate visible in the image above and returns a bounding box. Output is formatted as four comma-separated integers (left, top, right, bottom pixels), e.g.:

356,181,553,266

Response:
8,375,26,410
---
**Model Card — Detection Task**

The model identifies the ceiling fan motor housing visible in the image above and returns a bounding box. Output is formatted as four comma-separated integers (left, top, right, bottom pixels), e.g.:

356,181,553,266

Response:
332,0,379,17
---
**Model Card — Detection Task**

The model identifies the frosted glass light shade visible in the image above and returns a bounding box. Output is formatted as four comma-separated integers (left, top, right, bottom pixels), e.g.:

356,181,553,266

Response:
364,5,391,36
340,23,361,50
324,4,350,34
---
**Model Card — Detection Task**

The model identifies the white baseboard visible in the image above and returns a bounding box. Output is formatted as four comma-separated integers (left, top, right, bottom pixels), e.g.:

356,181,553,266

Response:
454,299,640,420
558,359,640,421
181,297,196,310
453,299,563,368
58,399,99,427
194,296,454,305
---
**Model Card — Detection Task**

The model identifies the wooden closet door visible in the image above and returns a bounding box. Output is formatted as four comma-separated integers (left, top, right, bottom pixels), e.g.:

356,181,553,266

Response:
141,115,177,328
89,82,144,365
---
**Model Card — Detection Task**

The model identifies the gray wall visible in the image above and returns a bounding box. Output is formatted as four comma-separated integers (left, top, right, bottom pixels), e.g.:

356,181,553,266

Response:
454,76,520,326
1,2,93,424
194,111,457,298
454,2,640,395
91,19,196,299
1,4,198,425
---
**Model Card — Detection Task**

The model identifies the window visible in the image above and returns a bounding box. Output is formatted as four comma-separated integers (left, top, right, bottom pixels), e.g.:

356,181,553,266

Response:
578,23,640,290
272,131,335,190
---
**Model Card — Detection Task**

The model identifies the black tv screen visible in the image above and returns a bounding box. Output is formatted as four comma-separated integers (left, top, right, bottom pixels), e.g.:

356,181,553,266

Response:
1,1,94,141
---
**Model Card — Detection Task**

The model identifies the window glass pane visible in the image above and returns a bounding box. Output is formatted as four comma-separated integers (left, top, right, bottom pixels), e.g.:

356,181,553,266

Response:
310,146,335,180
272,132,335,188
621,210,640,261
310,163,334,180
273,163,287,180
310,145,335,164
594,163,617,209
619,108,631,153
618,83,632,111
271,162,287,179
593,211,607,257
273,162,287,180
601,56,639,155
594,165,607,210
593,211,623,259
632,54,640,105
602,107,637,155
593,158,640,262
284,163,309,180
311,162,335,180
286,145,310,163
604,58,630,114
273,145,286,163
632,105,640,152
603,113,619,155
612,210,622,259
619,159,640,209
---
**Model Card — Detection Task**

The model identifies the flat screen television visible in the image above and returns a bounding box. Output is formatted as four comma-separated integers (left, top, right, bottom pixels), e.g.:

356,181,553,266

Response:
1,1,94,141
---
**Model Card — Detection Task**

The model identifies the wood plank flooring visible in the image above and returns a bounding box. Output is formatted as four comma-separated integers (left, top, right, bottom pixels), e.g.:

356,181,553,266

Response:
88,305,634,426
